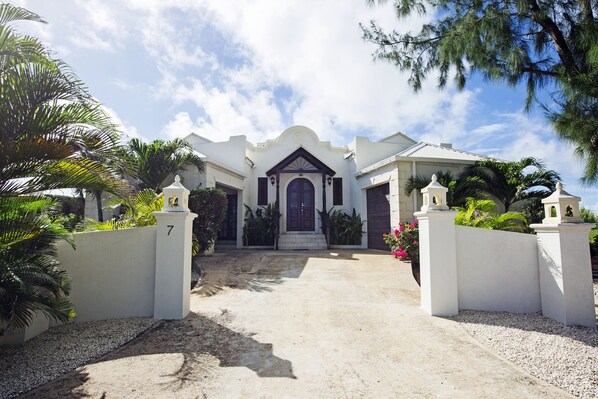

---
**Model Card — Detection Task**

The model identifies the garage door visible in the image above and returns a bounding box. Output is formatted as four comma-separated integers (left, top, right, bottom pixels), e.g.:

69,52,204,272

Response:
367,183,390,250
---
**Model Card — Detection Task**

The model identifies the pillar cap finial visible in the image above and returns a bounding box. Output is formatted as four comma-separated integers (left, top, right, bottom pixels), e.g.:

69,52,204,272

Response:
161,175,190,212
420,174,449,212
541,180,582,223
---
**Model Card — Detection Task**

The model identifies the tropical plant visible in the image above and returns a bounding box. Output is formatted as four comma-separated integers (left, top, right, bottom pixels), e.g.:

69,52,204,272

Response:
404,170,483,207
188,188,228,254
362,0,598,182
126,138,205,192
0,197,75,333
454,198,529,232
327,209,365,245
80,189,163,231
383,220,419,261
459,157,560,212
0,4,125,331
243,203,280,246
580,207,598,256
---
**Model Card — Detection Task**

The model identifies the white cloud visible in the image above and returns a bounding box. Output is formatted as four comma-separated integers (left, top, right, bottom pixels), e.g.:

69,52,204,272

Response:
70,29,115,52
118,0,472,144
103,106,146,142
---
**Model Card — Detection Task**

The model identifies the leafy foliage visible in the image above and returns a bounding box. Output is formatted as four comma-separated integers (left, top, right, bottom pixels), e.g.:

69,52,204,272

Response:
80,189,163,231
383,220,419,261
580,207,598,256
454,198,529,232
459,157,560,211
362,0,598,182
243,203,279,246
319,208,365,245
521,197,544,224
188,188,228,254
0,4,126,331
404,170,483,207
0,197,75,332
126,138,205,192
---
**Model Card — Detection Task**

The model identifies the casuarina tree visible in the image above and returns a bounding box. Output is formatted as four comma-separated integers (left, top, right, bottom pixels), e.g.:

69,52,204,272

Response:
362,0,598,182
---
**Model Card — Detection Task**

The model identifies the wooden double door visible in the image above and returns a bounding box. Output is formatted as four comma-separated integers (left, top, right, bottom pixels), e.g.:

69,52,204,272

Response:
287,178,315,231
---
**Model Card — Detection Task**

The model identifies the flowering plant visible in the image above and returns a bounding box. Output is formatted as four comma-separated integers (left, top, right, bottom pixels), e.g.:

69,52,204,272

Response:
383,220,419,262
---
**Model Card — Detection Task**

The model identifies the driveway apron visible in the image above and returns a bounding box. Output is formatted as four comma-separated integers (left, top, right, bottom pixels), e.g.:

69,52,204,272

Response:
22,250,572,398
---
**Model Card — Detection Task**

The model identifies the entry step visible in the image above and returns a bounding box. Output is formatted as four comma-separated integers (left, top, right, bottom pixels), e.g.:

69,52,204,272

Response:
278,233,327,250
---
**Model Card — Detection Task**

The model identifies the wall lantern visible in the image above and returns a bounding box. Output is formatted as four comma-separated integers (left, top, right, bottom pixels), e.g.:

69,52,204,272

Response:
327,176,332,186
270,175,276,185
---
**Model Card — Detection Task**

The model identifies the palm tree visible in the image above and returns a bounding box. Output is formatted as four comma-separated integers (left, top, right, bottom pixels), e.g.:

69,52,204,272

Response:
404,170,483,207
0,4,125,331
459,158,560,212
126,138,205,192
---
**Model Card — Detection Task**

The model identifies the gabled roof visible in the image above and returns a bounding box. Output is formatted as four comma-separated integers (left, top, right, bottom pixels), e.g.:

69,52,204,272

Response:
378,131,417,145
397,142,487,161
357,142,488,176
266,147,336,176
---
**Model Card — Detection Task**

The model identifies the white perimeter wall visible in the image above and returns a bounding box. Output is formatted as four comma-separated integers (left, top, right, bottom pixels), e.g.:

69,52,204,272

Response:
56,226,157,322
455,225,541,313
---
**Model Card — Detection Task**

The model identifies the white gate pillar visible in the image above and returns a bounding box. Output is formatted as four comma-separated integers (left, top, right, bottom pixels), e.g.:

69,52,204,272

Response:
153,176,197,320
414,175,459,316
531,182,596,329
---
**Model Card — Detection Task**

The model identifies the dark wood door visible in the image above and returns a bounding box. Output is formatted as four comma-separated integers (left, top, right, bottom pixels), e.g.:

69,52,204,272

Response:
367,183,390,250
218,193,237,240
287,178,315,231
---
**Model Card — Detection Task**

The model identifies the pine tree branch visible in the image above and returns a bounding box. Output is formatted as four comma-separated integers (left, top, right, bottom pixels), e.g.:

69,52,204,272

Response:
525,0,579,76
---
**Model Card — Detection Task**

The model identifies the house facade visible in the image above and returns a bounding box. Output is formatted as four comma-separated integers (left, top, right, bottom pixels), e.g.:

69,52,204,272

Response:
176,125,486,250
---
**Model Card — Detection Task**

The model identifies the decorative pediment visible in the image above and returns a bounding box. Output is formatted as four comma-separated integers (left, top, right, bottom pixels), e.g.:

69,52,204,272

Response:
266,147,335,176
282,156,318,171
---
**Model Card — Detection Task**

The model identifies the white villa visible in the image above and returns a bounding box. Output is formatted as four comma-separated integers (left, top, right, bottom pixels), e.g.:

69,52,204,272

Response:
176,125,486,250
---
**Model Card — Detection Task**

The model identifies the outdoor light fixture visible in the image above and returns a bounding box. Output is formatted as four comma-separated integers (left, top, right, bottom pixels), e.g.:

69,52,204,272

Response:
270,176,276,185
327,176,332,186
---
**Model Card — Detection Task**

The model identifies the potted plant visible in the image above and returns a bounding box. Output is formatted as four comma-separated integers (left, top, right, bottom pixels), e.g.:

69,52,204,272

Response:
383,221,420,286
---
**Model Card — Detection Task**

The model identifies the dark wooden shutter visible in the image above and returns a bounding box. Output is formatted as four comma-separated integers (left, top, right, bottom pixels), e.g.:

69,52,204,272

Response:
258,177,268,205
333,178,343,205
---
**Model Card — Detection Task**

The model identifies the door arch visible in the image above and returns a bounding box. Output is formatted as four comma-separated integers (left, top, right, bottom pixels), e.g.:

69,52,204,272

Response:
287,178,315,231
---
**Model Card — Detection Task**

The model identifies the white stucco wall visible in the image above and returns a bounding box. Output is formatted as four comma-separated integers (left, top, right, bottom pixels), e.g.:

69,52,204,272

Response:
455,226,541,313
349,135,414,171
56,226,157,322
249,126,351,224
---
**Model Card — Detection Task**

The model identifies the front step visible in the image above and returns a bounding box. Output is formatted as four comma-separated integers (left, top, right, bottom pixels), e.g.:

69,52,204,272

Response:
278,233,327,250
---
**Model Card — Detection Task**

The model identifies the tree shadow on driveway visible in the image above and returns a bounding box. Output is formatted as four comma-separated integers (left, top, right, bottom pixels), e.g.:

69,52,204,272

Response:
193,251,309,297
193,249,368,297
20,311,295,399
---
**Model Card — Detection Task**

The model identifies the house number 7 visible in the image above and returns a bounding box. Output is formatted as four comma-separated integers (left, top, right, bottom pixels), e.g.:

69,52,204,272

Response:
167,225,174,235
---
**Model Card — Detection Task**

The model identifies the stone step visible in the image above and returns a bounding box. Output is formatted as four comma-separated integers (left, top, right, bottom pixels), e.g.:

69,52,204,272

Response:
278,234,327,250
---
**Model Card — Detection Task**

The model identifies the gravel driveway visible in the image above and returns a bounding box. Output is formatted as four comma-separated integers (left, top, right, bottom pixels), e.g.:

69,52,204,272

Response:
16,250,580,398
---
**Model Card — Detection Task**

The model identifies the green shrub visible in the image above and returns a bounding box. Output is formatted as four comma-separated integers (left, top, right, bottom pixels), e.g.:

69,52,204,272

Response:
581,208,598,256
188,188,228,254
318,208,364,245
243,204,279,246
454,198,529,233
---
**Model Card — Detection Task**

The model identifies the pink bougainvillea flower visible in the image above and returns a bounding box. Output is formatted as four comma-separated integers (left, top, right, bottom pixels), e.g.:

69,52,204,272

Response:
398,224,405,233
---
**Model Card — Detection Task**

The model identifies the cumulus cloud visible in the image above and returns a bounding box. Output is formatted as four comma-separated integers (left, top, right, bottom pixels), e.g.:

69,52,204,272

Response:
103,106,146,142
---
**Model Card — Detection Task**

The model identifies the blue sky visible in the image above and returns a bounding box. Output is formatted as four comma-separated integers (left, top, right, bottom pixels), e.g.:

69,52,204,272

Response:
14,0,598,210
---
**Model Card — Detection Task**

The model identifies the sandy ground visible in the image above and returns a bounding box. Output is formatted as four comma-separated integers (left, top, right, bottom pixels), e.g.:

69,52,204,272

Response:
20,250,572,398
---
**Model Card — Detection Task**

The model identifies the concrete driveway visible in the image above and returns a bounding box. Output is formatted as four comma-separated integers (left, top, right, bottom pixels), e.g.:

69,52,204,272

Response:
23,250,571,398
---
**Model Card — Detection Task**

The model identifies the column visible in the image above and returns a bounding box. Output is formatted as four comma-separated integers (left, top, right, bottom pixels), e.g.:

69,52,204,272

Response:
414,175,459,316
153,176,197,320
530,182,596,329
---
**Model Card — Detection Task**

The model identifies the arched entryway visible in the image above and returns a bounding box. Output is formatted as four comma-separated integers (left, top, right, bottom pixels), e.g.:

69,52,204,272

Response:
286,178,315,231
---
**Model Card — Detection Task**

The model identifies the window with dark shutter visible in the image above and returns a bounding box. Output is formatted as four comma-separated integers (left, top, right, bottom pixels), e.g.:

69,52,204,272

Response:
333,177,343,205
258,177,268,205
